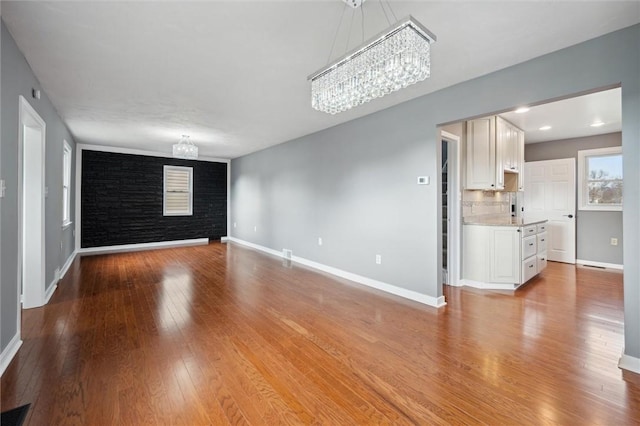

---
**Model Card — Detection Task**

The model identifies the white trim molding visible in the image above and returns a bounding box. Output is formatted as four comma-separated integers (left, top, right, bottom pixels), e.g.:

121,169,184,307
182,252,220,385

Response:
78,238,209,256
577,259,623,271
76,143,230,164
60,250,78,279
45,272,58,304
619,353,640,374
228,237,446,308
0,333,23,377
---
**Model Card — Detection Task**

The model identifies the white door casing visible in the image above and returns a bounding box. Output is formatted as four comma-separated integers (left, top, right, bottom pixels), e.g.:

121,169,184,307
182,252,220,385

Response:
18,95,47,309
524,158,576,264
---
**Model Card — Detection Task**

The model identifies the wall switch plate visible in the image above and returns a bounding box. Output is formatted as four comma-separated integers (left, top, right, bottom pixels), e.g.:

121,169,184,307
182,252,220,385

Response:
254,226,257,232
233,222,237,228
0,179,5,198
375,254,382,264
318,237,323,246
417,176,430,185
611,237,618,246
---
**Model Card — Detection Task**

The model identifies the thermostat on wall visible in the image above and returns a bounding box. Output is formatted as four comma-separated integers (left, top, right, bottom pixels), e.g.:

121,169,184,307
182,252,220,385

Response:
417,176,430,185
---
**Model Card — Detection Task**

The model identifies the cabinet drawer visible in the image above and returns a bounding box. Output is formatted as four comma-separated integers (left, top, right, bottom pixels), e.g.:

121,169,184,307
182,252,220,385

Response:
537,252,548,272
537,232,547,252
522,257,538,283
522,235,537,259
522,225,537,236
537,223,547,233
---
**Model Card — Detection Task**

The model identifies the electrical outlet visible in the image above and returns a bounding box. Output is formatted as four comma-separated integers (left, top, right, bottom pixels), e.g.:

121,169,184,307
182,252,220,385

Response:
233,222,237,228
375,254,382,265
0,179,5,198
254,226,257,232
610,237,618,246
318,237,323,246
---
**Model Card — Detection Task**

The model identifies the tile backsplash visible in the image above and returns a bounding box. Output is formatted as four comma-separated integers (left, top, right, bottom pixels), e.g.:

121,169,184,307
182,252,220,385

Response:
462,190,512,218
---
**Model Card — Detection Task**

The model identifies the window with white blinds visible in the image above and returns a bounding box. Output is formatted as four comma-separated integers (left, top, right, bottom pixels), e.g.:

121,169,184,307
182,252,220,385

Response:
163,165,193,216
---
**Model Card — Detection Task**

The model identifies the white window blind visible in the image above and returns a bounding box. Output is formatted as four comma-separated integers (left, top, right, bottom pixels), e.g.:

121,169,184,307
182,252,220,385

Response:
62,141,72,226
163,165,193,216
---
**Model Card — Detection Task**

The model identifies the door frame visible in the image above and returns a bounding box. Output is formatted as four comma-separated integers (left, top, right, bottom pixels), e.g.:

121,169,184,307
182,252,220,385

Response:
441,130,462,286
18,95,47,310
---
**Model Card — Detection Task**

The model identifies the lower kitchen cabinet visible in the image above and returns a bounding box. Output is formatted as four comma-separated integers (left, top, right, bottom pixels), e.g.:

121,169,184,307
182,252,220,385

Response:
462,221,547,290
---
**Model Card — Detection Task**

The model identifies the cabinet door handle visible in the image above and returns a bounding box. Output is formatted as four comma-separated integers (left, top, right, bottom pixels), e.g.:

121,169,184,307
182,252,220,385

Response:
529,243,534,246
541,239,545,242
529,264,534,268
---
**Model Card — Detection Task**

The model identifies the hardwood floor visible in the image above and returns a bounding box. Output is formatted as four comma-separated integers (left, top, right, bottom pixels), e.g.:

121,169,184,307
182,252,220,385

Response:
2,242,639,425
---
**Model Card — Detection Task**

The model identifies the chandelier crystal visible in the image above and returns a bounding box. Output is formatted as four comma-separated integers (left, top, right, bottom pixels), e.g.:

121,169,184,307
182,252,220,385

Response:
172,135,198,159
308,16,436,115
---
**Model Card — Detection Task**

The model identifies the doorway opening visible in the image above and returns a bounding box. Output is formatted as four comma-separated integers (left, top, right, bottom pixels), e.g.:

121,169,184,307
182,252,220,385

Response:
19,95,47,309
440,129,462,287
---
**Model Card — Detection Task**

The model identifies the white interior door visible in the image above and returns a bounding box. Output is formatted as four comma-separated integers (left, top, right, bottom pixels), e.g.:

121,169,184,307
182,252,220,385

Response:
524,158,576,263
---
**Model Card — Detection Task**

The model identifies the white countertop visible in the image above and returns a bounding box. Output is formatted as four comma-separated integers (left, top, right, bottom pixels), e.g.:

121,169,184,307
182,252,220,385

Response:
463,215,548,227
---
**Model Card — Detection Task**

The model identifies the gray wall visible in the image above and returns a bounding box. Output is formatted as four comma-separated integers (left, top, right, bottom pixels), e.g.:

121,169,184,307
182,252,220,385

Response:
1,21,76,353
525,133,623,265
231,25,640,361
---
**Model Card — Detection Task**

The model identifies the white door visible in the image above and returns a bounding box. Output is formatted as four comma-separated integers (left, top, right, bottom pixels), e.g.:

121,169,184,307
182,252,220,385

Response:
524,158,575,263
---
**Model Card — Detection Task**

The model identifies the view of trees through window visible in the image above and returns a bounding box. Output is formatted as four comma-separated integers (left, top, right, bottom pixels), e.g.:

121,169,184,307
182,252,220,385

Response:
587,154,623,205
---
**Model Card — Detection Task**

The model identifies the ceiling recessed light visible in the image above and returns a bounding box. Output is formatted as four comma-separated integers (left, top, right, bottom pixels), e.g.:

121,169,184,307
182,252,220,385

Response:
590,121,605,127
514,107,530,114
539,125,552,131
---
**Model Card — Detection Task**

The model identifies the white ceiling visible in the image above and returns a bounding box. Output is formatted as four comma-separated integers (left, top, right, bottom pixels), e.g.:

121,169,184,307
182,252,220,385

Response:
500,88,622,144
1,1,638,158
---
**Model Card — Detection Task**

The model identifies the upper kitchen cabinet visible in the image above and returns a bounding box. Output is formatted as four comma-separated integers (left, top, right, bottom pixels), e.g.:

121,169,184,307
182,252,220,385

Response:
464,116,524,191
465,117,497,190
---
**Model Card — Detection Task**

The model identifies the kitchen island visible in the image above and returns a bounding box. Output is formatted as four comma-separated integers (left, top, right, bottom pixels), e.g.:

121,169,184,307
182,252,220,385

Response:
461,216,548,290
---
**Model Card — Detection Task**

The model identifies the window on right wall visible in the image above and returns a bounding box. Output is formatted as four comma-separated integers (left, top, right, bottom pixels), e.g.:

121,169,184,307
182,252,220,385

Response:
578,146,623,211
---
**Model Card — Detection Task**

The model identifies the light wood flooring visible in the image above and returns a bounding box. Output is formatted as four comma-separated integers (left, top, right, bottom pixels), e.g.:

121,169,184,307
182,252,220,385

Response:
1,242,639,424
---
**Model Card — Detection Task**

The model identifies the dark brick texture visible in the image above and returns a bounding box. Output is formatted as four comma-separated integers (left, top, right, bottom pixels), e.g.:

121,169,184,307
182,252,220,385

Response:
81,150,227,248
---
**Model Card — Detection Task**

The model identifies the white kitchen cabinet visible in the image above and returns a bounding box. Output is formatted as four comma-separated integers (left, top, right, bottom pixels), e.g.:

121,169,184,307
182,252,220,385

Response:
465,117,497,190
465,116,524,191
462,221,548,290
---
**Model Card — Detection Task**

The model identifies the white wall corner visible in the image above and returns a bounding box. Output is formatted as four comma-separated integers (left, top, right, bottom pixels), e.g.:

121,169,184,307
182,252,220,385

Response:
0,333,23,377
228,237,446,309
619,353,640,374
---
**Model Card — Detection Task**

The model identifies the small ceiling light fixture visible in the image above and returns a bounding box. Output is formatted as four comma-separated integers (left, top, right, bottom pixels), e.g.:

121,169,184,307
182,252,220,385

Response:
514,107,530,114
539,125,552,131
590,121,605,127
172,135,198,160
308,0,436,114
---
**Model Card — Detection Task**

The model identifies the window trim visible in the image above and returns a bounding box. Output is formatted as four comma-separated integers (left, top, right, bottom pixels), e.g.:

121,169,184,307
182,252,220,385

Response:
577,146,623,211
62,140,73,227
163,165,193,216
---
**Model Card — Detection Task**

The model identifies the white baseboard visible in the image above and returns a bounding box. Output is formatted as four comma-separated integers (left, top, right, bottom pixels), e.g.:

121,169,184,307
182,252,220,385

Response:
0,333,23,377
619,353,640,374
459,278,520,291
228,237,446,308
78,238,209,256
45,275,58,304
60,250,77,279
577,259,623,270
221,236,229,243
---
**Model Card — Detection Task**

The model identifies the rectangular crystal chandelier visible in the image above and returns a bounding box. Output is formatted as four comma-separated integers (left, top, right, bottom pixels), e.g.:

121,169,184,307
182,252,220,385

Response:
308,16,436,115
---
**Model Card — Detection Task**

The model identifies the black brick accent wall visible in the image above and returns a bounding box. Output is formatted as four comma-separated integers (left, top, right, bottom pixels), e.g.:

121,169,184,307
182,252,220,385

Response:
81,150,227,248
